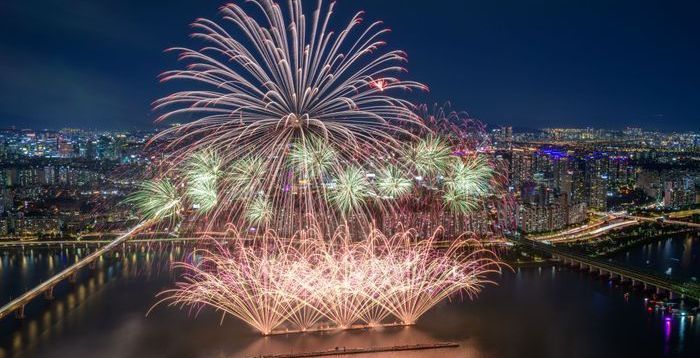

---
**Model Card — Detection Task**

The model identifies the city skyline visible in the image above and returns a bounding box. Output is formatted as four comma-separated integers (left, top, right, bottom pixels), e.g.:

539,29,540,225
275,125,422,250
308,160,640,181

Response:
1,0,699,131
0,1,698,357
2,124,700,134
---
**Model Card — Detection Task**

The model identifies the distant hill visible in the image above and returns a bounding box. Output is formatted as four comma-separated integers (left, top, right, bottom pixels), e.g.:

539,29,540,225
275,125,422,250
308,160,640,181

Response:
483,124,544,134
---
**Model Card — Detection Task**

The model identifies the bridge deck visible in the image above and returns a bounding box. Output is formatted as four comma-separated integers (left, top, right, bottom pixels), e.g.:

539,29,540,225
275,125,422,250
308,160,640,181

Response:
518,238,700,301
0,224,145,319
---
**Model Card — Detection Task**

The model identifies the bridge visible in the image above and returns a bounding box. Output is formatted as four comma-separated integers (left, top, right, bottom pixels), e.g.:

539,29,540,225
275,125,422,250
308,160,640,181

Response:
0,236,204,249
0,223,146,320
0,237,507,250
517,238,700,302
527,210,700,244
528,217,640,244
621,215,700,229
594,211,700,229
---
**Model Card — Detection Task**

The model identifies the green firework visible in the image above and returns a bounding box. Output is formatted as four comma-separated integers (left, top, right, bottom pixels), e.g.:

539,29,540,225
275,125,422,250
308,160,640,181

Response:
329,166,370,215
187,177,218,213
406,135,452,176
376,165,413,199
247,196,273,226
444,156,492,197
288,136,337,178
125,179,182,222
228,156,267,196
441,156,493,213
442,187,478,214
185,150,222,212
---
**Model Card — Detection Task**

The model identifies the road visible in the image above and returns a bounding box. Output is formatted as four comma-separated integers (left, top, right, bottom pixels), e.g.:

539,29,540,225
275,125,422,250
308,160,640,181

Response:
623,215,700,228
528,210,700,244
528,217,639,244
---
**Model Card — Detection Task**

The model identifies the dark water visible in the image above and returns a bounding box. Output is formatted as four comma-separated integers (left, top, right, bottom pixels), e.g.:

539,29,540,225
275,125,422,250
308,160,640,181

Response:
0,236,699,358
611,235,700,280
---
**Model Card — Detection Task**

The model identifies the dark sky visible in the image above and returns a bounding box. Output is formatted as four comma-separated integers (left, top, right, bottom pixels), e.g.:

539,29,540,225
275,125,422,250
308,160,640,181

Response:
1,0,698,131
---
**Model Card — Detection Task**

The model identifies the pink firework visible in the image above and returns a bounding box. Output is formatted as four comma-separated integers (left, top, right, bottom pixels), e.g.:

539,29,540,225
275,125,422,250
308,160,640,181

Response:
153,224,504,335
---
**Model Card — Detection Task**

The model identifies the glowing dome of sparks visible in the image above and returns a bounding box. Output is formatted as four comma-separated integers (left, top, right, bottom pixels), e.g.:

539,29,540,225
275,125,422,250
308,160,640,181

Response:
153,225,504,335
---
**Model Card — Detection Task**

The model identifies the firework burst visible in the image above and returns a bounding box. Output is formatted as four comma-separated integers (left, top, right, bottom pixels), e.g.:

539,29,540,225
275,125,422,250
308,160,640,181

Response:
148,0,428,233
131,0,513,238
375,165,413,199
131,0,515,337
328,166,371,216
153,225,504,335
125,179,182,223
405,135,452,176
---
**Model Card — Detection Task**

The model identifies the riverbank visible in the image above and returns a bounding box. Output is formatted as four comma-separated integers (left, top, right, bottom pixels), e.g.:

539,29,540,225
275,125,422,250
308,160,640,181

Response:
581,229,697,257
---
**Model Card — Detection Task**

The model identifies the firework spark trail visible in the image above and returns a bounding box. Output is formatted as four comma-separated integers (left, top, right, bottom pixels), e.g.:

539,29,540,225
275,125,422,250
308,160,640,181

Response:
136,0,514,238
153,225,504,335
149,0,428,234
132,110,509,238
124,179,182,224
130,0,516,337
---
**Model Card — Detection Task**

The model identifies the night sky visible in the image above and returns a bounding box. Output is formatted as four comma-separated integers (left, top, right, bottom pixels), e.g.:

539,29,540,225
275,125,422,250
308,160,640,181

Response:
1,0,698,131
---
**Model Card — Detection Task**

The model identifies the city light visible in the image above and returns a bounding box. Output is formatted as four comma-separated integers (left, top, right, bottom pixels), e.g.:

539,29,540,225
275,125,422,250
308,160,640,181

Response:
1,0,698,356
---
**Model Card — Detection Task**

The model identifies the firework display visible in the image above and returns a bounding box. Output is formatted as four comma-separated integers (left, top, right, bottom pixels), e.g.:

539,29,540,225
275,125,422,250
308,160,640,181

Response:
131,0,513,335
384,105,515,238
147,0,429,234
125,179,182,224
135,0,512,235
135,108,507,237
154,226,503,335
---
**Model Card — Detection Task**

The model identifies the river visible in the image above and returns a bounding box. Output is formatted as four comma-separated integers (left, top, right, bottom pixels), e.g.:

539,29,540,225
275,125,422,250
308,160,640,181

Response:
1,234,698,358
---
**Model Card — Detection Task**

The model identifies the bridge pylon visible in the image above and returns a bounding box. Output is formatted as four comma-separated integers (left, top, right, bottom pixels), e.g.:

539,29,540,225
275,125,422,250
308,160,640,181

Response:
15,305,25,319
44,286,54,300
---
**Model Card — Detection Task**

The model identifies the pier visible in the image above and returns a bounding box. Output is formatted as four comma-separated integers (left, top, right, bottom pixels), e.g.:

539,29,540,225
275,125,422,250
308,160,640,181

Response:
249,342,459,357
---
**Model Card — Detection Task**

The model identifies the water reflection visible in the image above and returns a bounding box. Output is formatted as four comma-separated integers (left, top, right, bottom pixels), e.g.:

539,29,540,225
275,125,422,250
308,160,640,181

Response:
612,234,699,279
0,243,187,356
682,237,693,269
0,238,699,357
